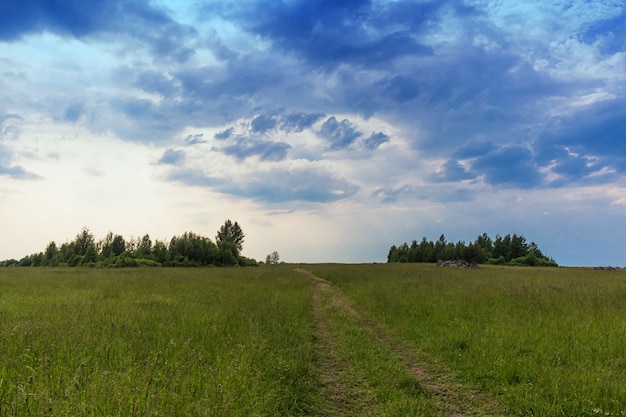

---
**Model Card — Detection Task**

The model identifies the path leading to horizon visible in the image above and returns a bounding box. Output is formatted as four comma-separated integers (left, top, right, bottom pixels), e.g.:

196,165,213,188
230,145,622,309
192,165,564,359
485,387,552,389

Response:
294,268,506,417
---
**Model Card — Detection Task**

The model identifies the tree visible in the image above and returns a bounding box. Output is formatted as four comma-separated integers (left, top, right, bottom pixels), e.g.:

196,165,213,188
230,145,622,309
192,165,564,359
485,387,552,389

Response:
474,233,493,258
433,234,447,260
216,220,245,257
44,241,58,265
387,245,399,262
387,232,556,267
152,240,168,264
73,227,96,257
509,234,528,260
136,234,152,258
419,237,433,262
493,234,508,260
99,232,114,259
265,251,280,264
169,232,218,266
111,235,126,257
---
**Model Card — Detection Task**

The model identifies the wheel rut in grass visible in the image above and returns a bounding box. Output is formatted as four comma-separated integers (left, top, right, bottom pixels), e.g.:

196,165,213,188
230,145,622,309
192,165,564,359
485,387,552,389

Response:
294,268,506,417
302,268,377,416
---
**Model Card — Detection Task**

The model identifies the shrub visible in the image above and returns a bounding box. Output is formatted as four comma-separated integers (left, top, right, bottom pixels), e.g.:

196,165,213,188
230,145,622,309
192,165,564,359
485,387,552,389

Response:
487,256,506,265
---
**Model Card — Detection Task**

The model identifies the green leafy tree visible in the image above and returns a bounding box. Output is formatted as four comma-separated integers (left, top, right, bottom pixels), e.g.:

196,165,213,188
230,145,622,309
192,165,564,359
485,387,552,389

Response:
387,245,399,262
474,233,493,258
493,234,509,260
135,234,152,259
99,232,114,259
31,252,44,266
433,234,446,260
509,234,528,260
387,232,556,267
73,227,96,257
44,241,58,265
169,232,218,266
112,235,126,257
216,220,245,257
152,240,168,264
419,237,433,262
81,244,98,265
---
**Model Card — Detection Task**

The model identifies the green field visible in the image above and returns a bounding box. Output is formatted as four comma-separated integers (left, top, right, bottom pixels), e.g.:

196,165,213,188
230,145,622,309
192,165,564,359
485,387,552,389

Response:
1,265,625,416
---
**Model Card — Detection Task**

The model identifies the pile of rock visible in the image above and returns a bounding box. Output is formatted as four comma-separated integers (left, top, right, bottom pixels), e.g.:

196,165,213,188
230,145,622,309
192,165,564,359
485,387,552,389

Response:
436,260,479,269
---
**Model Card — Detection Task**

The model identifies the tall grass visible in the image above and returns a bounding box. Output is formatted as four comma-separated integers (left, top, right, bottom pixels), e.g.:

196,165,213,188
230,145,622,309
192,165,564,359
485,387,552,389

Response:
308,263,626,416
3,264,625,416
311,276,440,416
0,267,317,416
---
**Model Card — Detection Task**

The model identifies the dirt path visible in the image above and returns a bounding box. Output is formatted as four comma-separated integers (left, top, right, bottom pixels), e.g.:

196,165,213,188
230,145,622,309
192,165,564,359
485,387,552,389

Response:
305,268,377,416
294,268,506,417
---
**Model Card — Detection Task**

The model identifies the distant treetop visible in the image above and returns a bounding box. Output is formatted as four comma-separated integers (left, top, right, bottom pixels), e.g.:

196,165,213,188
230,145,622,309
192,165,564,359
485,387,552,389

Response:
1,220,258,268
387,233,557,267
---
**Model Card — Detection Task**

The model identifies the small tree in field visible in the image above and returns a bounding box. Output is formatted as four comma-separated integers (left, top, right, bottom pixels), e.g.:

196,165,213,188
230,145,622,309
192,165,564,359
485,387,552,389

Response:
265,251,280,265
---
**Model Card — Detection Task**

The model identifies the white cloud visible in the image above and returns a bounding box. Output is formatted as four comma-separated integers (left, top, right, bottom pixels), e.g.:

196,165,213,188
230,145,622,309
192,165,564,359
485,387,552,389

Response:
2,0,626,266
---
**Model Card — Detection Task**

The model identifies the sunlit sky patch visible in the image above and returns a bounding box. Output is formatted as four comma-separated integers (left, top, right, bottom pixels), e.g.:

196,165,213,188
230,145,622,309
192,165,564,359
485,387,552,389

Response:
1,0,625,265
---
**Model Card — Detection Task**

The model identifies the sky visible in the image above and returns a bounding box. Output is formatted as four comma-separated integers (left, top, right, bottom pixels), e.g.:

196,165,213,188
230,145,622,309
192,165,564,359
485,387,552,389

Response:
1,0,625,266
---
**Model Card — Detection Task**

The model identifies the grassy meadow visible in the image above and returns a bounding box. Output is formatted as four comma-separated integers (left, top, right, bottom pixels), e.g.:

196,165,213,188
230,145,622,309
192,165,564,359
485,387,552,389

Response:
308,263,626,416
0,267,317,416
0,264,625,416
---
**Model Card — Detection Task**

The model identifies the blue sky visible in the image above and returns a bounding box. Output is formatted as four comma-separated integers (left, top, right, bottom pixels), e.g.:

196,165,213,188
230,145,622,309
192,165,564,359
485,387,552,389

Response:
1,0,625,265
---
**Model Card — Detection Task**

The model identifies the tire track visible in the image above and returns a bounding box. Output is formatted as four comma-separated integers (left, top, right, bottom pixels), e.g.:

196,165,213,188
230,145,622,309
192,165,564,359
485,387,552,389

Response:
295,268,506,417
304,268,377,417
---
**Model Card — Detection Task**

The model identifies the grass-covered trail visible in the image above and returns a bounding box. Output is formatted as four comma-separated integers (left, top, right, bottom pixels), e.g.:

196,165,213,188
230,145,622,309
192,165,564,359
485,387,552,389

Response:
295,268,506,416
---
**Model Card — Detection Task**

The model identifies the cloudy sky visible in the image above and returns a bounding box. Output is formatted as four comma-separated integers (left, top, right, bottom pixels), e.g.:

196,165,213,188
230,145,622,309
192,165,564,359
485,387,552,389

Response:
1,0,625,266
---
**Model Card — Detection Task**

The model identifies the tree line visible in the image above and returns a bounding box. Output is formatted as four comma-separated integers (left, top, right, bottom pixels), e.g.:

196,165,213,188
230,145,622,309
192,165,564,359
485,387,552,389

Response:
387,233,558,267
1,220,258,268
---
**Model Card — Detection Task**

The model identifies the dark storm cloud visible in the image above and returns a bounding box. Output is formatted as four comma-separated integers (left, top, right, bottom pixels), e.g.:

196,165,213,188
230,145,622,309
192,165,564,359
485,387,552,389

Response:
470,145,542,188
376,76,421,104
551,155,595,181
166,166,358,203
215,0,436,68
539,99,626,175
318,116,362,150
175,60,282,101
149,60,293,131
412,58,565,155
5,0,625,197
0,0,114,39
0,0,195,62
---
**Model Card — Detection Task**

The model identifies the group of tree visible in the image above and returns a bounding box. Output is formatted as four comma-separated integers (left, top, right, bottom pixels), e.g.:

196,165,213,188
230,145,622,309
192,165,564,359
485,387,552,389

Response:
387,233,558,267
265,251,281,265
0,220,258,268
